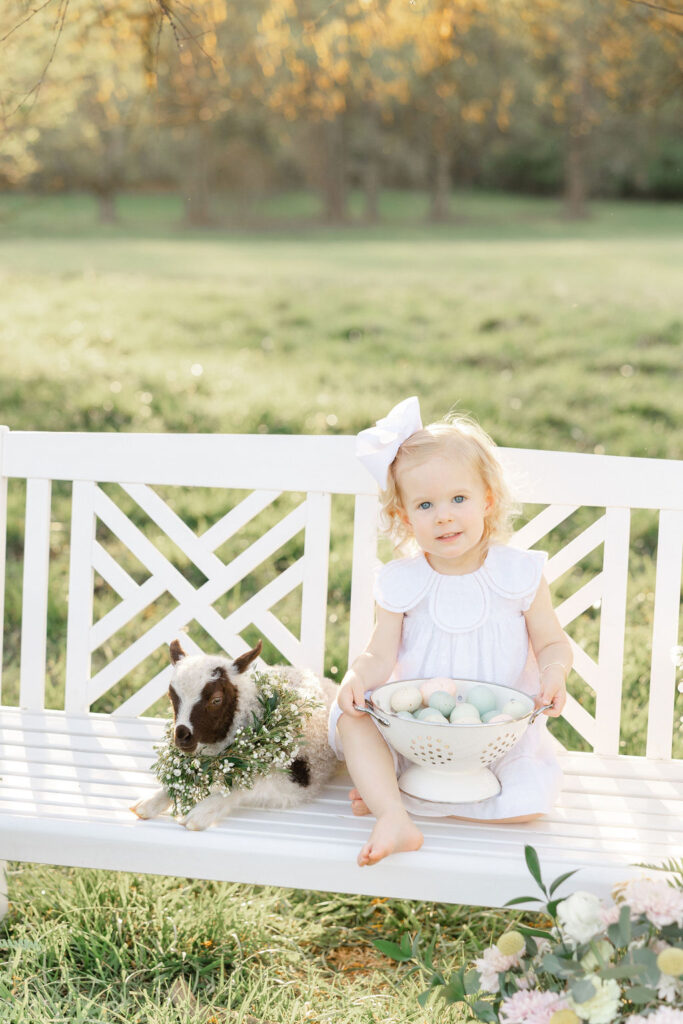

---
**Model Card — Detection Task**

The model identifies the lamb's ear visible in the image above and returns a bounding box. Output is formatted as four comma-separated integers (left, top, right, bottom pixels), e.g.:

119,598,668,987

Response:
231,639,263,675
169,639,187,665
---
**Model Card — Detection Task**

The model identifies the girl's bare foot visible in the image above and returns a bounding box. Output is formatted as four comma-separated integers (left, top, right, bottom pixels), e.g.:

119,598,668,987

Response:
348,788,370,816
358,806,423,866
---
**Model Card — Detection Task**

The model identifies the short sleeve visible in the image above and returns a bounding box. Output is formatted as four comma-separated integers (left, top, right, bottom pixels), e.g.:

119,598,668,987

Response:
481,546,548,612
373,555,432,613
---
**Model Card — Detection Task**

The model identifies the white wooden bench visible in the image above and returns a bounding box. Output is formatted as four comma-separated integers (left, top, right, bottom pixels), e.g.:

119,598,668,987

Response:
0,427,681,913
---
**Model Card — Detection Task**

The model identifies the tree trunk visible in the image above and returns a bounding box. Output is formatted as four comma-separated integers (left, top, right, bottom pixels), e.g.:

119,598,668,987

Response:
361,106,380,223
322,117,347,223
563,33,590,220
183,122,214,226
429,146,452,222
564,129,588,219
96,189,118,224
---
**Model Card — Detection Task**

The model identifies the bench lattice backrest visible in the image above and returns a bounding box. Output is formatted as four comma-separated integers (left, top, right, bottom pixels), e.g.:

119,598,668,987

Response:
1,429,681,760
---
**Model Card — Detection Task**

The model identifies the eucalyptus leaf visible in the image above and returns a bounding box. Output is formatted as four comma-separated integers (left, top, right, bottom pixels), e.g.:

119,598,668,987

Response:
624,985,658,1004
504,895,543,906
570,977,597,1002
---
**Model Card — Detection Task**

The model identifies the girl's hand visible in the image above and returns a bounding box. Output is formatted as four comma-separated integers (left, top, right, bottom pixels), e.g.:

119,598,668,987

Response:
337,675,369,717
537,666,567,717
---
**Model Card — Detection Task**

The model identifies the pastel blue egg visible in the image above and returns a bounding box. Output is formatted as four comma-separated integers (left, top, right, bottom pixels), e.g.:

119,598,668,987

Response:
428,690,457,717
396,710,416,720
481,709,501,724
468,685,498,715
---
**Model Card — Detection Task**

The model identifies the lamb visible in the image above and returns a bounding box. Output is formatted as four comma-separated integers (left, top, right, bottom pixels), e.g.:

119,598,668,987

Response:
131,638,338,831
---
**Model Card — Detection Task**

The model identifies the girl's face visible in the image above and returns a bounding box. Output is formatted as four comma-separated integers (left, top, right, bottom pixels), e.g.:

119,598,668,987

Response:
396,454,493,575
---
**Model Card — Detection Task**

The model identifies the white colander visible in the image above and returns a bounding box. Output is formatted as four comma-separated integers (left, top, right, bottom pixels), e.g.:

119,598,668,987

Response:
355,678,551,804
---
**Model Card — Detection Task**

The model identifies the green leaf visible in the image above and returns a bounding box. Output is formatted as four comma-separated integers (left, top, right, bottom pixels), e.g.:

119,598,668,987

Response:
472,1000,499,1022
525,845,547,895
624,985,658,1004
599,963,647,980
442,971,466,1003
617,904,632,947
417,989,433,1008
401,931,414,956
570,977,597,1002
517,925,554,940
504,895,543,906
549,869,580,896
372,939,414,962
422,931,438,971
464,969,481,996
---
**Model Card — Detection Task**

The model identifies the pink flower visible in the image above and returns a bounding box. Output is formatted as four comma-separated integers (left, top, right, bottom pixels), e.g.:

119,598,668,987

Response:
473,945,523,994
626,1010,683,1024
600,904,621,927
499,989,568,1024
620,878,683,927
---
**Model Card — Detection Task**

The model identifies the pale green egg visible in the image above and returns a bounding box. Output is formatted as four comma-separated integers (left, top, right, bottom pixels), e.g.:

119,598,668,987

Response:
396,710,416,720
501,698,528,720
467,685,498,715
481,709,501,724
449,703,481,724
390,685,423,713
428,690,457,717
417,708,449,724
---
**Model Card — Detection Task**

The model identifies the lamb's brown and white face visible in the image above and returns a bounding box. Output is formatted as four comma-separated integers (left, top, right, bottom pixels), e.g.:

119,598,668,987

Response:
167,639,262,754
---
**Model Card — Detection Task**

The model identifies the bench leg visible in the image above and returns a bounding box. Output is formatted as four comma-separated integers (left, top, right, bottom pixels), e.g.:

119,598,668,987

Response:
0,861,7,922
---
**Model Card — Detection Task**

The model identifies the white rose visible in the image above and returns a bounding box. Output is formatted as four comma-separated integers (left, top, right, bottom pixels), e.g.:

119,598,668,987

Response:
569,976,620,1024
580,940,614,972
556,891,604,946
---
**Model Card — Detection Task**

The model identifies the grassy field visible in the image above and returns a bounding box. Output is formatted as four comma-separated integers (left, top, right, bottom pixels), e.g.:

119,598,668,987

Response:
0,190,681,1023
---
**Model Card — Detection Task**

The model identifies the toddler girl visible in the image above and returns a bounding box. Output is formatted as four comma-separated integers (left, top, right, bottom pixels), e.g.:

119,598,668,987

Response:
328,397,572,866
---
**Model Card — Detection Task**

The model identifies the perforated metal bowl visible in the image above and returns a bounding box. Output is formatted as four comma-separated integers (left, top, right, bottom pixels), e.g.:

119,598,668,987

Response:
356,678,550,804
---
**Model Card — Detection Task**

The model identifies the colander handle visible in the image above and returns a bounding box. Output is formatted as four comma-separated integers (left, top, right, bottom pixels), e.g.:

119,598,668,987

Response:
530,703,555,724
353,702,391,728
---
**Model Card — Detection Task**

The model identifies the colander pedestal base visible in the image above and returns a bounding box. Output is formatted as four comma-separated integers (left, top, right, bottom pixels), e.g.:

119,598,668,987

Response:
398,763,501,804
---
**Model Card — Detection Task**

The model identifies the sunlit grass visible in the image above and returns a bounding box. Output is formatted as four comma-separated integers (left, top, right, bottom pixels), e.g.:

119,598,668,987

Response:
0,191,681,1022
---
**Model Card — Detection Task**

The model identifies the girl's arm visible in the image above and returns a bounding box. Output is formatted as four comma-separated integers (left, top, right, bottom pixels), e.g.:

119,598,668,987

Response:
337,605,404,717
524,578,573,718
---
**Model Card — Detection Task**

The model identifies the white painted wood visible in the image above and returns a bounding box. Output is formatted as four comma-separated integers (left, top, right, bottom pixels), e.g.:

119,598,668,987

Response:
19,479,52,710
6,432,682,508
647,509,683,759
0,426,8,703
594,507,631,756
4,433,375,495
348,493,379,666
300,492,331,675
92,541,139,600
199,489,282,551
1,430,682,911
510,503,578,550
545,516,606,582
65,481,97,712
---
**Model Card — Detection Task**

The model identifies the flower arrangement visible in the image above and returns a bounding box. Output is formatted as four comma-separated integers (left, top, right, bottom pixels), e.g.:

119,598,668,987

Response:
151,668,320,817
374,846,683,1024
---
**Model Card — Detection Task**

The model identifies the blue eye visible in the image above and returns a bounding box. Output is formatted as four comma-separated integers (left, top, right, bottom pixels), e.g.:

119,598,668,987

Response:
418,501,432,510
453,495,465,504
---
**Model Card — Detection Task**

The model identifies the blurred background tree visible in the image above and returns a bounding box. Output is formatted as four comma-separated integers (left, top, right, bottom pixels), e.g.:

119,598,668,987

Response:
0,0,681,222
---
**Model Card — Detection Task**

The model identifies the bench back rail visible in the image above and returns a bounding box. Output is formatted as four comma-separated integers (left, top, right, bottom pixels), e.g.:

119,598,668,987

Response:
1,429,681,761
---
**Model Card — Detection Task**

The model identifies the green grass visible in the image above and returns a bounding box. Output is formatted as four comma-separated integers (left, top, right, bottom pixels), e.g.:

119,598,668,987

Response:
0,189,681,1022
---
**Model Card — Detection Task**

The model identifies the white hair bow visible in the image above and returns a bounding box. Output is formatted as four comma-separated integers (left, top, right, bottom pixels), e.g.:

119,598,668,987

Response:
356,396,423,489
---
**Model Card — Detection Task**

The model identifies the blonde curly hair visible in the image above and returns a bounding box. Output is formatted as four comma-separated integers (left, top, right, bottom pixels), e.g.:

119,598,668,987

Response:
379,412,519,556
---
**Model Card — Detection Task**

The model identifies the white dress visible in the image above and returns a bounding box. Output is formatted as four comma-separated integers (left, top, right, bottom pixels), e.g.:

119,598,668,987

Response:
328,544,563,819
